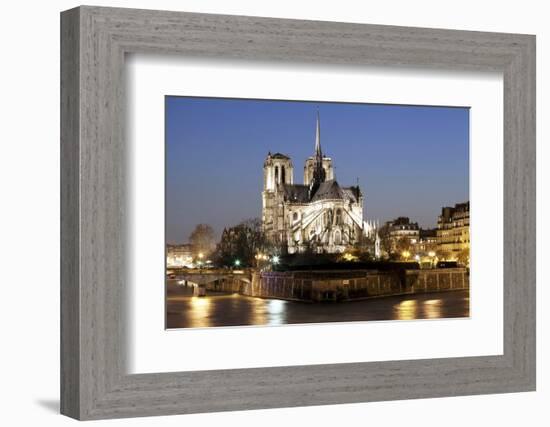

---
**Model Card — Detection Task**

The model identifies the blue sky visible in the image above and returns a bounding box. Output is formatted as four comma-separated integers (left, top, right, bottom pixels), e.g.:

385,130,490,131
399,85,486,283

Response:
166,96,469,243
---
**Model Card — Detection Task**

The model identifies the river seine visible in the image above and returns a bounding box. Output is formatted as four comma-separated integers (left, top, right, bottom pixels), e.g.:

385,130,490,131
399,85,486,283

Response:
166,284,469,329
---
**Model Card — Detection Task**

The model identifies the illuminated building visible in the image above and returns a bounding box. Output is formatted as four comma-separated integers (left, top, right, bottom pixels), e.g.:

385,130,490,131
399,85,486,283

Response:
436,201,470,262
261,113,377,254
166,244,194,267
380,217,420,254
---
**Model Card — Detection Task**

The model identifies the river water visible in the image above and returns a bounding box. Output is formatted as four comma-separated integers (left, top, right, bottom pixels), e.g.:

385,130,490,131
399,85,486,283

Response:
166,284,469,329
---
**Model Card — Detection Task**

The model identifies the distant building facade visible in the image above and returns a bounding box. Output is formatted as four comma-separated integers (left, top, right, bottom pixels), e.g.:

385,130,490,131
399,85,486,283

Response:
416,228,438,254
166,244,194,268
261,113,377,254
380,217,420,255
436,201,470,262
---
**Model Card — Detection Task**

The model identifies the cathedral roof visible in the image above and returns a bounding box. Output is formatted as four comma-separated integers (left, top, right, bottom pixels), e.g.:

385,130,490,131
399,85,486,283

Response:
282,184,310,203
310,180,345,202
342,186,362,203
282,181,362,204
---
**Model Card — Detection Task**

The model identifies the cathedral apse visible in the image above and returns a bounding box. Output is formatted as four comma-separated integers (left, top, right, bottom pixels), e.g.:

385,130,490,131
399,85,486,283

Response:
262,113,378,255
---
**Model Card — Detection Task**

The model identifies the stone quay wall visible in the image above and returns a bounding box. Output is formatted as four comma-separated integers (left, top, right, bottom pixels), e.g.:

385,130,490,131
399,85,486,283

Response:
238,268,469,302
206,277,245,293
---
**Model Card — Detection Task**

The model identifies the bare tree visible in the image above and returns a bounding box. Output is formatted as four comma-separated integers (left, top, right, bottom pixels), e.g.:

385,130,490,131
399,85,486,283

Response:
396,236,412,255
377,223,394,257
214,218,271,267
189,224,216,256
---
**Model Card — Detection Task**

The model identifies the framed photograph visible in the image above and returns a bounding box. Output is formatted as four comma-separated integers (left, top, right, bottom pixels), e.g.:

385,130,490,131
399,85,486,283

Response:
61,6,536,420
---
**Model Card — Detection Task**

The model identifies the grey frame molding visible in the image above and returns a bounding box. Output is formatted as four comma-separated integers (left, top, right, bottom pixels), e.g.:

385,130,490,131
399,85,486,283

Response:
61,6,536,420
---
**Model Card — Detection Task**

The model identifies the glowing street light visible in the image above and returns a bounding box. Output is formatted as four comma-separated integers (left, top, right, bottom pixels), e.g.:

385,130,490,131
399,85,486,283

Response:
402,250,411,260
428,251,436,258
342,252,357,262
234,259,241,267
272,255,280,264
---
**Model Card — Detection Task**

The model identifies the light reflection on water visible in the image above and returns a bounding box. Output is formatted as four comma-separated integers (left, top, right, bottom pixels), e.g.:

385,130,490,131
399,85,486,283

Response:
265,299,287,326
250,297,267,326
394,299,418,320
166,289,470,329
393,298,447,320
423,299,443,319
187,296,212,328
240,297,288,326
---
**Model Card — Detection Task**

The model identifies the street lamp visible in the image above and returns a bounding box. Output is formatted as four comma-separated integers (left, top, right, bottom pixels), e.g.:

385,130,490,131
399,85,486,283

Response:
234,259,241,267
272,255,280,264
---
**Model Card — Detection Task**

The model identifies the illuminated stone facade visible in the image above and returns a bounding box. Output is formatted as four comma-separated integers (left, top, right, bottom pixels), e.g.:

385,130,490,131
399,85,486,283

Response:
261,113,377,254
382,217,420,253
166,244,194,267
436,201,470,262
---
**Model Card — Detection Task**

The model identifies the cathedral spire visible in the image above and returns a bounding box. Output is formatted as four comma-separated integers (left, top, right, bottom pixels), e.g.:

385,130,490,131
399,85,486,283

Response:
315,110,322,158
309,110,326,197
313,111,325,181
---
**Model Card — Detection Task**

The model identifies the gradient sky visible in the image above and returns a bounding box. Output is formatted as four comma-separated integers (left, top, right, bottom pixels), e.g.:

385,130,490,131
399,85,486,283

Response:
166,97,469,244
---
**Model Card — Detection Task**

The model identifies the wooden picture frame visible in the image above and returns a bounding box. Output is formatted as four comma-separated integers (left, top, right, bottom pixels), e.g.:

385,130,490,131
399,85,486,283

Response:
60,5,536,420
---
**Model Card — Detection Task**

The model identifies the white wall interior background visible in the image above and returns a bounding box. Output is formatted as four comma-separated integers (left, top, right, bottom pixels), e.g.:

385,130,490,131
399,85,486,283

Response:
0,1,546,426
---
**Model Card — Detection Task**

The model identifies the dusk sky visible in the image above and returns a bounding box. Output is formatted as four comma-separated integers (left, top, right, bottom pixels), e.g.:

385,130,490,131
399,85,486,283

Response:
166,97,469,244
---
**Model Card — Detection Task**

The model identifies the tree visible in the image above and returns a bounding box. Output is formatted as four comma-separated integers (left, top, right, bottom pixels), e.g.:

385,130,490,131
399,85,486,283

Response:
395,236,412,258
189,224,216,256
348,232,375,261
456,248,470,266
214,218,271,267
377,223,394,257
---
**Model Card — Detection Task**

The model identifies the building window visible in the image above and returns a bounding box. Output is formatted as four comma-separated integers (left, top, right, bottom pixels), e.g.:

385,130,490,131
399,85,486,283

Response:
274,166,279,184
293,212,298,221
281,166,286,183
336,209,342,225
334,230,342,245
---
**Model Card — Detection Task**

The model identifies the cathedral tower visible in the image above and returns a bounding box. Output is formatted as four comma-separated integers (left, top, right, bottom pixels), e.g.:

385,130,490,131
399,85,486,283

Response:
263,152,294,191
262,152,294,245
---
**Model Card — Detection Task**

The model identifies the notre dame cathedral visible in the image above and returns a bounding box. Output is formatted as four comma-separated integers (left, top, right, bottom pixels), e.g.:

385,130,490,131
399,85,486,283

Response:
261,113,378,254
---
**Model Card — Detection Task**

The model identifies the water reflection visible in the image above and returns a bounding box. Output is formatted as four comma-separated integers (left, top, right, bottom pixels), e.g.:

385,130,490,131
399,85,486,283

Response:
250,297,267,325
166,290,470,329
394,299,418,320
266,300,287,326
423,299,443,319
187,296,212,328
